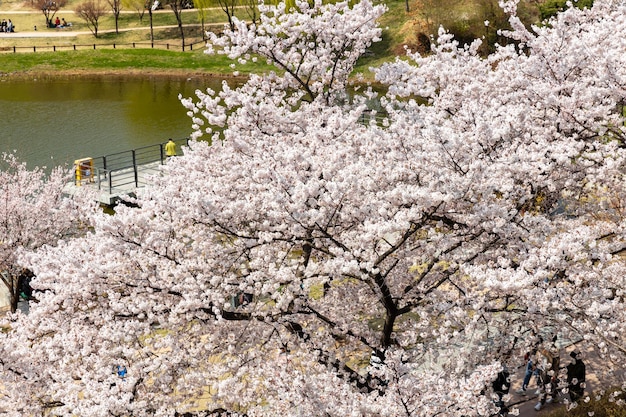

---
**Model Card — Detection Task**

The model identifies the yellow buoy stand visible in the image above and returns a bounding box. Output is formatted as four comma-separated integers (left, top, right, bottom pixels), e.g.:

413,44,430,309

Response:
74,158,94,186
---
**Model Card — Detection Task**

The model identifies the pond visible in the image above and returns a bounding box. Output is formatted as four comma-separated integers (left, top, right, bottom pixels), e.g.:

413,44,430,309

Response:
0,75,224,169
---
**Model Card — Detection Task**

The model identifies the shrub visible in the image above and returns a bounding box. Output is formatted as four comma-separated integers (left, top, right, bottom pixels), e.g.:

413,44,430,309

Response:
538,0,595,21
543,388,625,417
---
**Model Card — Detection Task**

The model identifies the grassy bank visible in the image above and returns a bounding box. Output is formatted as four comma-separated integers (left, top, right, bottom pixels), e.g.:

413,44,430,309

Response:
0,48,276,78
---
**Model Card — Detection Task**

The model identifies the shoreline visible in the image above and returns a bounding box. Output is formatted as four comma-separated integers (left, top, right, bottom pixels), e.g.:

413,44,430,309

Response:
0,68,250,81
0,68,380,86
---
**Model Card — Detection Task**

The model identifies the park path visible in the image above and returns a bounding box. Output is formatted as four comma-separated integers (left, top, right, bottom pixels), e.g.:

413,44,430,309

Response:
0,24,186,38
0,6,223,38
509,341,625,416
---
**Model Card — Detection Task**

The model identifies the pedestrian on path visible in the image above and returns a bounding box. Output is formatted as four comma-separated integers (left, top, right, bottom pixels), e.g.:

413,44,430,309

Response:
534,336,560,411
566,350,586,402
165,138,177,157
516,350,538,395
492,365,511,416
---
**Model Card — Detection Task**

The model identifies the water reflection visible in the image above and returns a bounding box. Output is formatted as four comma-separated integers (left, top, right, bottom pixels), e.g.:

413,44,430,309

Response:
0,75,223,169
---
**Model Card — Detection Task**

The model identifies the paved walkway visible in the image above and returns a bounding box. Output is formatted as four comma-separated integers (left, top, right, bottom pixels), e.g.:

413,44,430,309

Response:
0,24,192,38
508,341,625,416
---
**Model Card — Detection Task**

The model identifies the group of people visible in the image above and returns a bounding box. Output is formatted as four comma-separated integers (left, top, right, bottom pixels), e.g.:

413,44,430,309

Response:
50,16,70,29
0,19,14,33
515,336,587,411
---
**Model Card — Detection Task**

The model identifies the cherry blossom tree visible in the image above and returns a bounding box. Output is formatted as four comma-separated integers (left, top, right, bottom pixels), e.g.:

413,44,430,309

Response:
0,153,93,313
2,1,626,416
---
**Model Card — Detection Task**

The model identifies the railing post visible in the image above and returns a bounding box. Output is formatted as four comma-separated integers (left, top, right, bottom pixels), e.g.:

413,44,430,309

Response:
108,170,113,193
96,167,101,190
132,150,138,187
102,156,108,180
160,144,165,164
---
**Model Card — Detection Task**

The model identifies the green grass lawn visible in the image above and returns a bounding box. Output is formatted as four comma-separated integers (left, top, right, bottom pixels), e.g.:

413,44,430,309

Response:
0,48,275,77
0,0,266,76
0,0,551,78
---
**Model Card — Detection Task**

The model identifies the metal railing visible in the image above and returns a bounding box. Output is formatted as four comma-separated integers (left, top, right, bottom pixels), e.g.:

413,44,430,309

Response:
76,137,189,194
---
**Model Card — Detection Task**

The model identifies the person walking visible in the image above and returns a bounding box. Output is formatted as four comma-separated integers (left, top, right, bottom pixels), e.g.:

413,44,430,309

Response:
534,337,560,411
567,350,586,402
492,366,511,416
516,350,538,395
165,138,177,158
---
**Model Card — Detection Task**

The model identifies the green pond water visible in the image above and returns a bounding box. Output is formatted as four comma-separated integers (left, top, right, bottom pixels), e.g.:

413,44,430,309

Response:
0,75,224,169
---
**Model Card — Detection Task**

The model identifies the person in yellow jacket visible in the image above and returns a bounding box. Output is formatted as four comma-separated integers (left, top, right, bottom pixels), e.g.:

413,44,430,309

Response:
165,138,177,158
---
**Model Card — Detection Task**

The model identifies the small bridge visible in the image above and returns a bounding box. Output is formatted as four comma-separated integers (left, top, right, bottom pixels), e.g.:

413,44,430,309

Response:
63,138,189,206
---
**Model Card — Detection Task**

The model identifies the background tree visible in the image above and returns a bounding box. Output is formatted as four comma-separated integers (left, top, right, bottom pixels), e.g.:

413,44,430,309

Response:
194,0,210,38
539,0,594,20
2,1,626,416
122,0,147,22
107,0,123,33
413,0,537,55
163,0,187,47
216,0,237,31
75,0,109,37
241,0,257,26
0,153,92,313
148,0,155,42
32,0,67,27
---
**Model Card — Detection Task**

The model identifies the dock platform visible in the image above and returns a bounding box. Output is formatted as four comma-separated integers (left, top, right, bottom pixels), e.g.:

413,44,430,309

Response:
63,138,188,206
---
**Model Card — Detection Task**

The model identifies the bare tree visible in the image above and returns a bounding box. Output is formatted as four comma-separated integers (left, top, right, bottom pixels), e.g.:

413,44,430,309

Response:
122,0,146,22
107,0,122,33
217,0,237,31
147,0,155,42
75,0,108,37
163,0,187,46
242,0,258,27
194,0,209,37
32,0,67,27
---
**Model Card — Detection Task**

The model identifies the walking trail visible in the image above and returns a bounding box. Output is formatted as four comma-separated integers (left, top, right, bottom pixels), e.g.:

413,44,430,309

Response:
0,24,195,38
509,341,625,416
